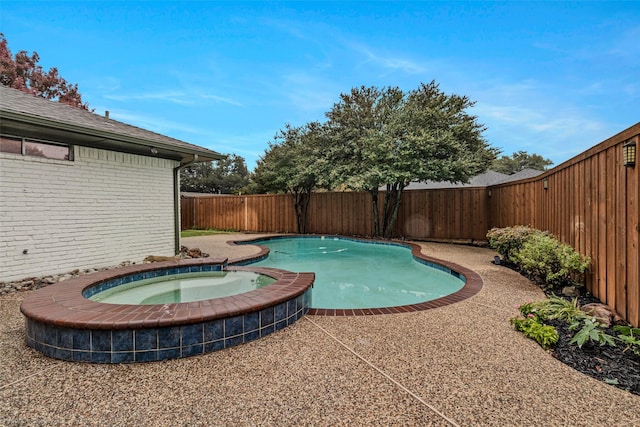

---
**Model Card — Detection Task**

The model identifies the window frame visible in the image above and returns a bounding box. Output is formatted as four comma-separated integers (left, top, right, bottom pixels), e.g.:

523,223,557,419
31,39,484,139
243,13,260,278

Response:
0,134,74,161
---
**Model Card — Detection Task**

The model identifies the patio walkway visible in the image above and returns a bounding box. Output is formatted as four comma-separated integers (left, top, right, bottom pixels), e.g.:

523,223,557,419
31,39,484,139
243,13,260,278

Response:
1,234,637,426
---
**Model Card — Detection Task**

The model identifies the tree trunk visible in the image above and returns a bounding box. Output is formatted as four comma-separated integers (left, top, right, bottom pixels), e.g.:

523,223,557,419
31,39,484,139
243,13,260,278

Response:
382,183,405,238
293,190,312,234
369,189,381,237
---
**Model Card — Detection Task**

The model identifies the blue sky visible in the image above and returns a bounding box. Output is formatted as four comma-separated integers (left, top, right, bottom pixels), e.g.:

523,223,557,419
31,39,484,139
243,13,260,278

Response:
2,1,639,170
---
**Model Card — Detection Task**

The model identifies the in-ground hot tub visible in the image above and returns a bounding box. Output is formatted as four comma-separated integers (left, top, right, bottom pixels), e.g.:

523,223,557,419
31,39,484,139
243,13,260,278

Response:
20,258,314,363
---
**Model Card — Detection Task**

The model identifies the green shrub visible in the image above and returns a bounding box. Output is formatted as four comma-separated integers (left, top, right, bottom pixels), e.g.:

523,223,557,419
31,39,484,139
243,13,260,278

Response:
512,233,590,287
487,226,544,263
518,295,586,323
569,317,616,348
510,317,559,349
614,325,640,356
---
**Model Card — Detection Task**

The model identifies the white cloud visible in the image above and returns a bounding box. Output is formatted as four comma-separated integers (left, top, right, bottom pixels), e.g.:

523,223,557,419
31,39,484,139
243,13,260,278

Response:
198,93,245,107
196,131,274,169
104,91,193,105
104,87,244,107
346,41,427,75
465,77,614,164
280,72,340,113
109,109,208,136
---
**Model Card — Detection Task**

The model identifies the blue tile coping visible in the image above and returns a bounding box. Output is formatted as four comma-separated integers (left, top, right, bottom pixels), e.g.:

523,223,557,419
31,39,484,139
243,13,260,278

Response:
20,257,314,363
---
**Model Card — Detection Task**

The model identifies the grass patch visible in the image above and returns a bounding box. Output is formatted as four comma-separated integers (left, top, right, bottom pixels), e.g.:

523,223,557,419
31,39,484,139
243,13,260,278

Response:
181,228,235,238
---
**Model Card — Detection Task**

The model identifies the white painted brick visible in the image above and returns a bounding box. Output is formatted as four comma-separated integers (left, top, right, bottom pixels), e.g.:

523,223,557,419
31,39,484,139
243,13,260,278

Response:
1,147,179,281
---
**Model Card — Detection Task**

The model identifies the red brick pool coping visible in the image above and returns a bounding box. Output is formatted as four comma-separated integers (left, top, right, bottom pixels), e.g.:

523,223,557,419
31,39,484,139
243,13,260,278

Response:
229,236,484,316
20,236,483,330
20,258,315,330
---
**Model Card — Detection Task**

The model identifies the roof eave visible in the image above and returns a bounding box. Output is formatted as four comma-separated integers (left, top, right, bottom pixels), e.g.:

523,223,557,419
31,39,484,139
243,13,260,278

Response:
0,110,224,164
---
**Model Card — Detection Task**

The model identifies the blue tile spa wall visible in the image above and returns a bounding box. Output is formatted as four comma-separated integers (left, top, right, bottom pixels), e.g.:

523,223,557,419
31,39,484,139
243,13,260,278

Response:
26,288,312,363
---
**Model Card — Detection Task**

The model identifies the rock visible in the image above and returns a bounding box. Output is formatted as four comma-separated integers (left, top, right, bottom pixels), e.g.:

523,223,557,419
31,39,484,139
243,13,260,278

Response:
187,248,203,258
562,286,580,297
580,303,625,328
144,255,180,263
43,276,56,284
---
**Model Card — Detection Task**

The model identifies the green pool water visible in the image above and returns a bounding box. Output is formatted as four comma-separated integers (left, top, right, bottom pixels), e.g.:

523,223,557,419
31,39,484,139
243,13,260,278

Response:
248,237,465,309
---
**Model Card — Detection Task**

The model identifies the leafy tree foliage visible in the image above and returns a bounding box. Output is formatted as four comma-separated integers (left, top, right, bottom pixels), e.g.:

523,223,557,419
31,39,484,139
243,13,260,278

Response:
181,154,250,195
324,85,404,236
252,81,496,237
252,122,329,233
492,151,553,174
0,33,90,110
325,82,497,237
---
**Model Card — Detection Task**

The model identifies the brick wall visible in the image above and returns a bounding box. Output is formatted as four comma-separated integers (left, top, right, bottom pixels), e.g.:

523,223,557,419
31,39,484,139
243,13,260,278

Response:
0,146,180,282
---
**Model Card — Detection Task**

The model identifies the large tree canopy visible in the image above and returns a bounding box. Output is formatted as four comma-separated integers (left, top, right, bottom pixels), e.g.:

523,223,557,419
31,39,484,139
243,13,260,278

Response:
251,81,497,237
325,82,497,237
492,151,553,174
181,154,250,195
0,33,90,110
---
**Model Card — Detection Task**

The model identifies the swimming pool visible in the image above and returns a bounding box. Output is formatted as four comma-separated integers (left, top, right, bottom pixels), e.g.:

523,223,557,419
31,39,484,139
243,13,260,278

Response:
234,236,482,314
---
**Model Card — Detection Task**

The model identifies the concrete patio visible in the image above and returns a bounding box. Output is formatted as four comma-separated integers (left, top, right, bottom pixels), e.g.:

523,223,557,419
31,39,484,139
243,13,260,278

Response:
1,234,638,426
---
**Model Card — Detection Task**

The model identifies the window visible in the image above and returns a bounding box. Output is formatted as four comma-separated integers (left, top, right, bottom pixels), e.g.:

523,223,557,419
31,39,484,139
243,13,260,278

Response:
0,135,72,160
0,135,22,154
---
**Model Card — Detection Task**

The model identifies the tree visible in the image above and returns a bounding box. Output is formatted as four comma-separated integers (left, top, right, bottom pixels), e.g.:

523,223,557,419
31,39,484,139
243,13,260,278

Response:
180,154,250,194
0,33,90,110
324,85,405,237
326,82,497,237
252,122,329,233
492,151,553,174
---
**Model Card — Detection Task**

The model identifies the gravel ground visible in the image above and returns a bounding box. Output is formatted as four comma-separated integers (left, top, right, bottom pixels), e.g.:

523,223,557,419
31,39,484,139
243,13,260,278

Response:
1,234,638,426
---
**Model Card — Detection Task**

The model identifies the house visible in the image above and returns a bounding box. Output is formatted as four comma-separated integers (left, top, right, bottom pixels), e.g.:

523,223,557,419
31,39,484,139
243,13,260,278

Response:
397,168,544,190
0,86,223,282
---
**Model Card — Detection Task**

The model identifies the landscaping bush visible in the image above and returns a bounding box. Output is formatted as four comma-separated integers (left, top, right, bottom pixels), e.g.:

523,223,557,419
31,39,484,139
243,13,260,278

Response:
513,233,590,287
511,296,639,395
614,325,640,356
510,316,559,349
519,295,585,323
486,226,545,264
487,226,590,288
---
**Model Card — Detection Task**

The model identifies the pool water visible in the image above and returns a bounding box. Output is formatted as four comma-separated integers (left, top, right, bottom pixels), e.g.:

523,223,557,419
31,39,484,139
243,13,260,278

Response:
249,237,464,309
89,271,276,304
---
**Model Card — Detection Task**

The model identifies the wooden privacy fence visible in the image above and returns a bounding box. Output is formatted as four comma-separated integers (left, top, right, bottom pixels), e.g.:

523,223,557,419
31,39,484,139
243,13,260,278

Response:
181,122,639,326
490,123,639,328
181,187,490,242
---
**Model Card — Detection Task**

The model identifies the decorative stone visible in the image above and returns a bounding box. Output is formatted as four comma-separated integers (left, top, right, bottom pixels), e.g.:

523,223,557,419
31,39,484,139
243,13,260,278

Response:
580,303,624,328
187,248,203,258
0,248,208,295
143,255,180,263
